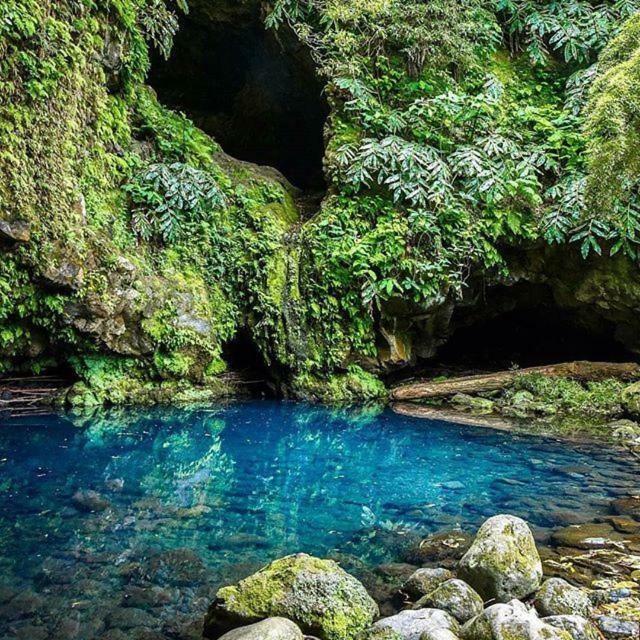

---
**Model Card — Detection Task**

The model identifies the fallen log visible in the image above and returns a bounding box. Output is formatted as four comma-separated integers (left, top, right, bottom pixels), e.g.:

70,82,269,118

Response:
391,361,640,401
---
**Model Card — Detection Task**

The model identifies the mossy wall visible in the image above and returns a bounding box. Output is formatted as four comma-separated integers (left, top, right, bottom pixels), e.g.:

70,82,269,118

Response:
2,0,640,405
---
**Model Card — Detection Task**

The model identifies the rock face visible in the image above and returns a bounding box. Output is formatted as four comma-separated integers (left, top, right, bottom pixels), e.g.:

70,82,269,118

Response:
460,599,572,640
217,617,304,640
415,579,484,623
534,579,592,618
458,515,543,602
543,615,601,640
371,608,460,640
403,568,455,600
203,554,378,640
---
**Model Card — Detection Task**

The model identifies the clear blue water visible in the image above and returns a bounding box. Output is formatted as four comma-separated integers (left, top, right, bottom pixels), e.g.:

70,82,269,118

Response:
0,401,637,638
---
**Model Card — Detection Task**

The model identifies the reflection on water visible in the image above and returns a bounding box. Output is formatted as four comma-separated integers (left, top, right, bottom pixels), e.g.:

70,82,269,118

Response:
0,401,637,638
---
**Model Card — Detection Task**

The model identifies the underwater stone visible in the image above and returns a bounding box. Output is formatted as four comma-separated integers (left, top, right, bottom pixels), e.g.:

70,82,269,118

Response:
403,531,473,566
458,515,542,602
204,553,378,640
403,568,455,600
218,617,304,640
415,579,484,623
72,489,111,512
550,523,623,549
371,608,460,640
534,579,592,618
610,496,640,521
542,615,601,640
460,599,572,640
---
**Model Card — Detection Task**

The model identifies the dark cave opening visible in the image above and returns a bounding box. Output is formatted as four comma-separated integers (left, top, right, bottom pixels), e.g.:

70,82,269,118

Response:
149,13,329,191
434,283,633,372
222,329,278,397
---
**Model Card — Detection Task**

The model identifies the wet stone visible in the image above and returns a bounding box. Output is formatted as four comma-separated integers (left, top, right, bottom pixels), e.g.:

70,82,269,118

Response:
402,531,473,567
610,497,640,521
145,548,208,586
72,489,111,512
122,585,175,608
106,606,158,630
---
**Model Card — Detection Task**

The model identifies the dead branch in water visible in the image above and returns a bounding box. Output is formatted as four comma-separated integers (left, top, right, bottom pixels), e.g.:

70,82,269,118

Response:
391,361,640,401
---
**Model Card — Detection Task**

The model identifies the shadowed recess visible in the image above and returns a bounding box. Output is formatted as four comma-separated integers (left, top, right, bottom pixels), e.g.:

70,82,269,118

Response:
149,14,329,190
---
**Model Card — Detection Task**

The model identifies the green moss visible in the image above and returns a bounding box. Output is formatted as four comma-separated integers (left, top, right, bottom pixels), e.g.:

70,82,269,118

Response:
207,554,379,640
292,366,387,404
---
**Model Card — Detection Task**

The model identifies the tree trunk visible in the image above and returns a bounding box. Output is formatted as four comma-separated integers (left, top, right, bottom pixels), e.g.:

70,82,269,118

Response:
390,361,640,401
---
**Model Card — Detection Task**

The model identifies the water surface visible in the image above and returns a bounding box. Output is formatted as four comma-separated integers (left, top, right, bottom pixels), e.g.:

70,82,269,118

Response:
0,401,636,638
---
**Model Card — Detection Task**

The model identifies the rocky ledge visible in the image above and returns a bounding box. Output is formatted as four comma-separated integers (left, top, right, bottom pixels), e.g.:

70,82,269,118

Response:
202,514,640,640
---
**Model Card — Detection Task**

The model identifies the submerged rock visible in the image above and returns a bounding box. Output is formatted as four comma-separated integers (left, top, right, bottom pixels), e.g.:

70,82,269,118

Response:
611,496,640,521
543,615,601,640
371,608,460,640
534,579,592,618
550,523,627,550
72,489,111,512
460,599,571,640
403,568,455,600
415,579,484,623
458,515,542,602
204,553,378,640
217,618,304,640
403,531,473,566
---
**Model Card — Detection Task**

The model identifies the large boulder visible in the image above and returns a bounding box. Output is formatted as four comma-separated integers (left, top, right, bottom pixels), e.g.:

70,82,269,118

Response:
371,608,460,640
403,568,455,600
543,616,601,640
534,579,592,618
460,600,572,640
458,515,542,602
217,618,304,640
204,554,378,640
415,579,484,623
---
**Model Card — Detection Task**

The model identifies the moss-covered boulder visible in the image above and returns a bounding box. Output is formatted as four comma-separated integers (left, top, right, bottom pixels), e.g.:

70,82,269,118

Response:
415,579,484,623
458,515,542,602
371,608,460,640
217,618,304,640
203,554,379,640
460,600,572,640
403,568,455,600
534,579,592,618
542,615,601,640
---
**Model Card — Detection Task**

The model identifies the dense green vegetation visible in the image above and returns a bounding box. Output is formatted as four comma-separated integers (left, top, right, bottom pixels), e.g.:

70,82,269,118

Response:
1,0,640,403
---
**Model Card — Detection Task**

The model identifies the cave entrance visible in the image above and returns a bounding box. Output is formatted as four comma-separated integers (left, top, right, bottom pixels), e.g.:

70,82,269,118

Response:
149,11,329,191
434,283,632,372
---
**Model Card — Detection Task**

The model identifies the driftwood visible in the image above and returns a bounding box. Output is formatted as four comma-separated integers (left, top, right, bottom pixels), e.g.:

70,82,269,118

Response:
391,361,640,401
